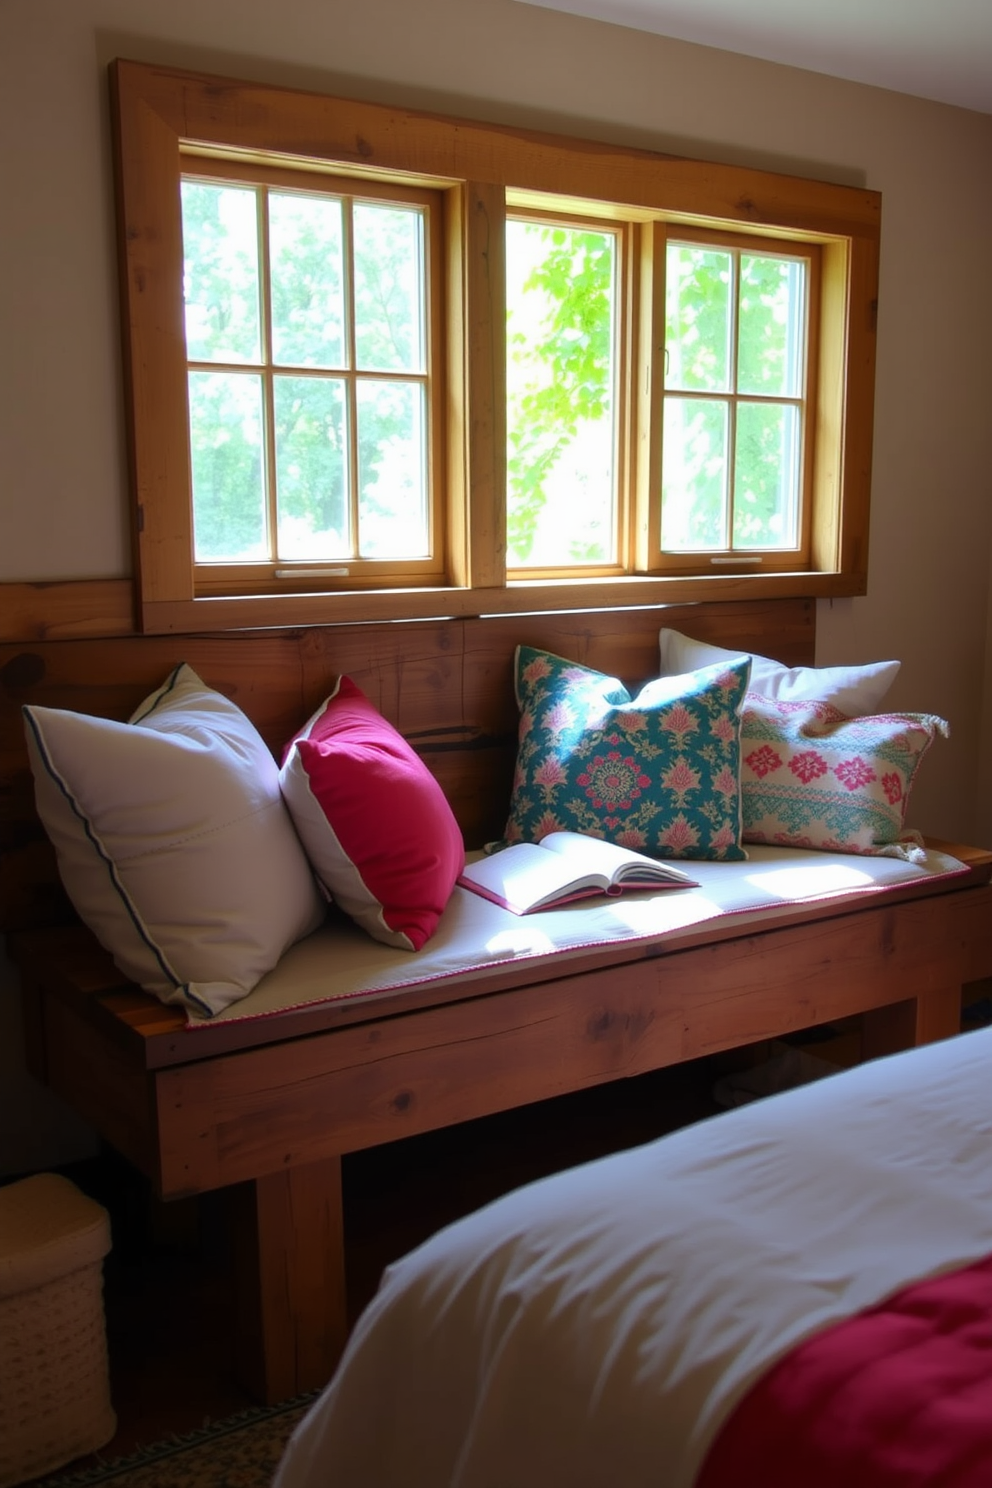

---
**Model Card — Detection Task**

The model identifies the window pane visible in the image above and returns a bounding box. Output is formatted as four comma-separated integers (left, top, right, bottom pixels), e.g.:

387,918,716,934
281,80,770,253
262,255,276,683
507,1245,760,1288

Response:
181,182,261,365
738,255,806,398
661,397,728,550
274,376,349,559
356,379,428,557
188,371,266,560
733,402,800,549
665,244,732,393
505,220,617,567
270,193,345,370
353,204,426,374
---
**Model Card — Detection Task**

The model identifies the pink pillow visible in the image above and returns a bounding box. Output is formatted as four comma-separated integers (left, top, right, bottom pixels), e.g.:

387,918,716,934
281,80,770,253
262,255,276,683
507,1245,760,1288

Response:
279,677,464,950
741,694,948,860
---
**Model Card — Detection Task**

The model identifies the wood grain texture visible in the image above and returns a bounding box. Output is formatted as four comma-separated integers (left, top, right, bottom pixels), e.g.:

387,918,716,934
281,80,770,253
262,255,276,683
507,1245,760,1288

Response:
109,59,879,630
0,581,135,642
112,60,882,235
463,180,507,589
135,571,859,635
18,593,992,1406
227,1158,347,1402
40,997,157,1178
137,884,992,1196
0,598,814,931
10,854,988,1074
21,867,992,1400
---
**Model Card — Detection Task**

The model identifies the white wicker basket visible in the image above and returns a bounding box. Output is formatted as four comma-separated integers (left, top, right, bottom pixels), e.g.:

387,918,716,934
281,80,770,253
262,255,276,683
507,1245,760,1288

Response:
0,1173,116,1487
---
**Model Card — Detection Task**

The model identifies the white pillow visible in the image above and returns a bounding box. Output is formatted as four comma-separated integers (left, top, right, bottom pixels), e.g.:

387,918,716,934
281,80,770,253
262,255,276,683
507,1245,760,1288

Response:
23,664,325,1017
658,628,900,717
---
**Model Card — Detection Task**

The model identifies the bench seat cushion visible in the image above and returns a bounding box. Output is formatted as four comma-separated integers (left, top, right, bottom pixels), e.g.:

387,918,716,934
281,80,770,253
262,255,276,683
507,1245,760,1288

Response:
197,843,967,1025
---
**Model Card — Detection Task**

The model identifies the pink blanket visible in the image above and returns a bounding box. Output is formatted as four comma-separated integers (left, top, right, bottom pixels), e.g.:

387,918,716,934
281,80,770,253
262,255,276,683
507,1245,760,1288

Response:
699,1253,992,1487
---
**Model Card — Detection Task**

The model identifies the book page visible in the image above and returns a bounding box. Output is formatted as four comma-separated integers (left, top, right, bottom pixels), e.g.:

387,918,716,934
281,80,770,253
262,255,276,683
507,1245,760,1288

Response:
459,834,696,913
538,832,694,885
458,842,607,913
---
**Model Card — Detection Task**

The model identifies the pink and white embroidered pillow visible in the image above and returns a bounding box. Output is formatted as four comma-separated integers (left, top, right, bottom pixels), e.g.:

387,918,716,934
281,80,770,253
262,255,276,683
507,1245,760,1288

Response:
740,695,948,860
279,677,465,950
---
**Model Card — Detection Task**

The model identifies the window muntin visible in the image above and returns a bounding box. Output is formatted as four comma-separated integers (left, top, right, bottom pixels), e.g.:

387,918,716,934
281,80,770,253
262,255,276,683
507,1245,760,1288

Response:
180,169,438,586
179,185,817,588
505,215,622,572
111,59,879,632
659,234,813,568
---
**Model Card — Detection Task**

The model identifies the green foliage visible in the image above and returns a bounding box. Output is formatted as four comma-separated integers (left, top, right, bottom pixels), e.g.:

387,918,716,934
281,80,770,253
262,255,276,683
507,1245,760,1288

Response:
188,372,266,561
274,377,348,559
665,246,731,393
182,173,806,570
269,192,344,369
663,244,805,552
353,204,424,373
506,222,615,565
181,181,261,365
182,178,428,564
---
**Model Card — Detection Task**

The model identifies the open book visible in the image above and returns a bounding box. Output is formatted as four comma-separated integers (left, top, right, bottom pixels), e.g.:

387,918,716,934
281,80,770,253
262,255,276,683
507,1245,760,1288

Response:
458,832,698,915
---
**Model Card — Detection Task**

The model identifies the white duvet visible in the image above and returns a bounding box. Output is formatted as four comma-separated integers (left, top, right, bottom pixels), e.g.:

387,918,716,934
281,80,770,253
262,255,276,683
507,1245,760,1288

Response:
275,1027,992,1488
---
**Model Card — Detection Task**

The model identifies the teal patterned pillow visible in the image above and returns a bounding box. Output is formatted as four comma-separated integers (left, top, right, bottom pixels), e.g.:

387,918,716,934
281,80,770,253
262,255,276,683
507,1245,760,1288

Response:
741,696,949,859
502,647,751,861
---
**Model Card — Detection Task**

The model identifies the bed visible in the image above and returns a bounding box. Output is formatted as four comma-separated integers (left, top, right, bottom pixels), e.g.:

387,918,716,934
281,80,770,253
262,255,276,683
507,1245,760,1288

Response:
274,1025,992,1487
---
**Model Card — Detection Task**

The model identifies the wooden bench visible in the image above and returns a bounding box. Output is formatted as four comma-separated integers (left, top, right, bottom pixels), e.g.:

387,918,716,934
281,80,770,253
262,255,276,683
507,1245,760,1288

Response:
4,598,991,1403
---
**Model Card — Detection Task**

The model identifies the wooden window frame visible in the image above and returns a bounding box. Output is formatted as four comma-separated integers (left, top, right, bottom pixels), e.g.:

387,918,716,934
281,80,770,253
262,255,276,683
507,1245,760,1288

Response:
652,224,821,576
111,58,880,635
181,160,447,594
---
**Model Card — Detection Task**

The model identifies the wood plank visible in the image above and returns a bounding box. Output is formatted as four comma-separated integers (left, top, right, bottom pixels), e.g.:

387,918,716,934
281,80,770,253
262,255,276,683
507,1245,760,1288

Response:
837,230,880,585
136,570,848,635
150,887,992,1198
40,996,157,1178
0,599,815,931
862,987,962,1061
152,961,685,1196
117,61,882,237
0,581,135,642
463,180,507,590
110,62,196,617
12,866,988,1076
227,1157,347,1403
670,896,981,1059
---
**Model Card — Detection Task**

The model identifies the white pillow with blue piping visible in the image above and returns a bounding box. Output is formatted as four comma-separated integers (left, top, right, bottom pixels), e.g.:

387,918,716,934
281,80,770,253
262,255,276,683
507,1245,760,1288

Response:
23,663,325,1018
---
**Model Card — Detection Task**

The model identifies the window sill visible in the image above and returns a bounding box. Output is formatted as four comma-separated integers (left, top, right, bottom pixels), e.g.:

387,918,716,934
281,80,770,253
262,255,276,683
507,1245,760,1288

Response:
138,569,866,634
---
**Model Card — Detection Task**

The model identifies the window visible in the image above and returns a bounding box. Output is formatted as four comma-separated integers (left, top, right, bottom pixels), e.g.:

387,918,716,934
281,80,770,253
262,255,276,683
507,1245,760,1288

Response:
111,60,880,634
659,230,817,571
180,166,443,593
505,213,622,573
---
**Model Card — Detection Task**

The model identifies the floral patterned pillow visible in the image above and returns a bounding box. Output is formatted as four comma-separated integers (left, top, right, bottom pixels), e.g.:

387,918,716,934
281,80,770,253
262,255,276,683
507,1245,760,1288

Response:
741,695,949,860
502,647,751,861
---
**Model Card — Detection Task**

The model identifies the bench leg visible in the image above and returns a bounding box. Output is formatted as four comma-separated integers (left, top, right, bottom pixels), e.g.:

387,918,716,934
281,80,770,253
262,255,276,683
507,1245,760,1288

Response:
227,1155,347,1404
862,985,962,1061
